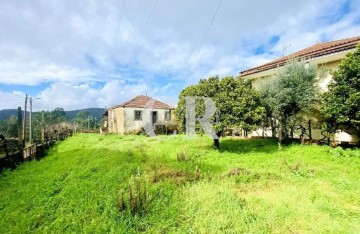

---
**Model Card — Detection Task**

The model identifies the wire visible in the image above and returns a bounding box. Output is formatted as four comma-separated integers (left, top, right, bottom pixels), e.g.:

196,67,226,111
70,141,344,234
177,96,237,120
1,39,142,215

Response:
193,0,223,61
130,0,160,61
0,87,25,98
114,0,127,49
119,0,142,57
0,98,24,101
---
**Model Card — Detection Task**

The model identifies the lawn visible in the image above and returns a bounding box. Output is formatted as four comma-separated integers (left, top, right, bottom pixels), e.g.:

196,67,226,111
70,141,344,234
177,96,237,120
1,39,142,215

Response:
0,134,359,233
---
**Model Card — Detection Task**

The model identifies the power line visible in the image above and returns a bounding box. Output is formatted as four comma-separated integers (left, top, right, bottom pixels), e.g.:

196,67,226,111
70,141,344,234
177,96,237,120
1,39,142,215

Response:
0,98,24,102
130,0,160,61
119,0,142,58
113,0,143,63
0,87,26,98
193,0,223,61
114,0,127,49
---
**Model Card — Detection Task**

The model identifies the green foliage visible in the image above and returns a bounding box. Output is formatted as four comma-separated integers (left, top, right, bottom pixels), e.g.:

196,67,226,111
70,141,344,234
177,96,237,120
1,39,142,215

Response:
75,110,90,120
176,76,265,135
74,110,95,130
259,60,318,143
323,146,360,158
321,44,360,135
0,134,360,232
48,107,67,124
0,115,18,138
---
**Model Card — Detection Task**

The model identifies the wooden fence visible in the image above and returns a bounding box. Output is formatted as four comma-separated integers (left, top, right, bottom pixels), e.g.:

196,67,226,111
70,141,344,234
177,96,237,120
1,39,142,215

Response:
0,134,71,172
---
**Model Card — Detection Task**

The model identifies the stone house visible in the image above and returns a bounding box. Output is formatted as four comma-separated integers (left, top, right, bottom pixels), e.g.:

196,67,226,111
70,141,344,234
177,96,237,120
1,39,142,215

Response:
240,36,360,144
102,95,174,134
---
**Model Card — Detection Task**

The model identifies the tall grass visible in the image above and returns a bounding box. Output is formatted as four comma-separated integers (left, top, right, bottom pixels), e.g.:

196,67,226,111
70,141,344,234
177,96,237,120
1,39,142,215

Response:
0,134,359,233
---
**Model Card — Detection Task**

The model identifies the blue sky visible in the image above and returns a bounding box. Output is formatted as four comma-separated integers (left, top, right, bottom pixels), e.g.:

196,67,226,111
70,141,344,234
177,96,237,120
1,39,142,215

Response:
0,0,359,110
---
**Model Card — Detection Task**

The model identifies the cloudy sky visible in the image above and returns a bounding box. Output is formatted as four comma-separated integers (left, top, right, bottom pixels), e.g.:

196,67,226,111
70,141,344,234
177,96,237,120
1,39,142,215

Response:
0,0,359,110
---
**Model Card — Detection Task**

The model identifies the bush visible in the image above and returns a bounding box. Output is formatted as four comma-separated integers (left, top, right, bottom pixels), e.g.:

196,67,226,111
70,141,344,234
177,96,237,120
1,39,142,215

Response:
154,124,178,135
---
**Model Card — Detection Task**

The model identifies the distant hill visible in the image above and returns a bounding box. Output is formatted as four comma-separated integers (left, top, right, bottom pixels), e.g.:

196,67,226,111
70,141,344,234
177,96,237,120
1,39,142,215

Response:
0,108,105,121
65,108,106,120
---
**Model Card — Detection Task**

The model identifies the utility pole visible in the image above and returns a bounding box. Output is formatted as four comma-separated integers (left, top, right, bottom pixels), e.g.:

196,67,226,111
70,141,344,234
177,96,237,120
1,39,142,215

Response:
22,94,28,146
88,117,90,129
29,97,32,144
17,107,23,158
41,112,45,145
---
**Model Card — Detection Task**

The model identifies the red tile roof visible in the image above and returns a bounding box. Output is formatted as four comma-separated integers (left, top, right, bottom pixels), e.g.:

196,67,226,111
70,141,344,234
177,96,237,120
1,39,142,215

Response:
240,36,360,77
111,95,174,109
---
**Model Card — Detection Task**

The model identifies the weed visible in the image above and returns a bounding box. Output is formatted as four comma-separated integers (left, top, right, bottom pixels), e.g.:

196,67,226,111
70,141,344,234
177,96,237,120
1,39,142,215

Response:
176,150,187,162
125,149,135,162
152,166,202,185
117,173,151,216
281,157,315,177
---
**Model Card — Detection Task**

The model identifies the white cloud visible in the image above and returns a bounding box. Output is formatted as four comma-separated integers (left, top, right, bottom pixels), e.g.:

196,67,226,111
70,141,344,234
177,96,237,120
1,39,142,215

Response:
0,0,359,110
31,80,177,111
0,91,26,110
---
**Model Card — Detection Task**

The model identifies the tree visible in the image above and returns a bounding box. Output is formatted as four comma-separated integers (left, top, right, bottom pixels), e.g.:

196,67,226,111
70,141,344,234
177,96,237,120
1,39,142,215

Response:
0,115,18,138
259,60,318,147
49,107,67,124
321,44,360,136
75,110,90,129
176,76,265,148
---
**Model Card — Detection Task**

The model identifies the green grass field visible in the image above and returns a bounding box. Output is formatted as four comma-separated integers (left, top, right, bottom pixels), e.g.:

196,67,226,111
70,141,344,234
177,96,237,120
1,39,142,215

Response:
0,134,359,233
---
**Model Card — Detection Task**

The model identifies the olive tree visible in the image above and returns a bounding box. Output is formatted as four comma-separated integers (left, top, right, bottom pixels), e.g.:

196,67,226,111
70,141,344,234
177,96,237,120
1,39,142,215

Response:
259,60,319,147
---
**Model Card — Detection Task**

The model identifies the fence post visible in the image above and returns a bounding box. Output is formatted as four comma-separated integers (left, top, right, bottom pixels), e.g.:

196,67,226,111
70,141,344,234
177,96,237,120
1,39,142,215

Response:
22,94,28,147
17,107,23,159
308,120,312,143
41,112,45,145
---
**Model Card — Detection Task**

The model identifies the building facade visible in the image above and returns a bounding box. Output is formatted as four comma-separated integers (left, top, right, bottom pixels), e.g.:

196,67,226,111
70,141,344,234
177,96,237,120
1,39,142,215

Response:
103,95,174,134
240,36,360,144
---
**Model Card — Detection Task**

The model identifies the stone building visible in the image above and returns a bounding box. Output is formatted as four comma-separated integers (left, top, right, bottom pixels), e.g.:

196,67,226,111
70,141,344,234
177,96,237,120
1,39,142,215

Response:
102,95,174,134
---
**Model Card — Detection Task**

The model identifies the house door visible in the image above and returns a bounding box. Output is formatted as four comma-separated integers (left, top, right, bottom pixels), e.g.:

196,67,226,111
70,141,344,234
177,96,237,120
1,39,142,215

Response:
152,111,157,124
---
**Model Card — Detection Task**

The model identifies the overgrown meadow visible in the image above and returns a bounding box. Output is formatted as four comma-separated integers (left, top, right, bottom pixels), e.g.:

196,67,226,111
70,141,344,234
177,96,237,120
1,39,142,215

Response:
0,134,359,233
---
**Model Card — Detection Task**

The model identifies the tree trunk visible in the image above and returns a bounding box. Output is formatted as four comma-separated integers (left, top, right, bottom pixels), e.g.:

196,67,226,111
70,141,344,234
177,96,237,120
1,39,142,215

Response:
278,123,283,150
270,117,276,138
213,131,222,149
278,118,287,149
213,138,220,148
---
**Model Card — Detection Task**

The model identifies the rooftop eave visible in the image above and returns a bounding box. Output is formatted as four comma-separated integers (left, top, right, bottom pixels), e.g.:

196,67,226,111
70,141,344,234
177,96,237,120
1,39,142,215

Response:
240,48,356,80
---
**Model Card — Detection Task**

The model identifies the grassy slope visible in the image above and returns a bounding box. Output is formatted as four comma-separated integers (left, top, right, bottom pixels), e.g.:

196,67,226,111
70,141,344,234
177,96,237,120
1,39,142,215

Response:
0,134,359,233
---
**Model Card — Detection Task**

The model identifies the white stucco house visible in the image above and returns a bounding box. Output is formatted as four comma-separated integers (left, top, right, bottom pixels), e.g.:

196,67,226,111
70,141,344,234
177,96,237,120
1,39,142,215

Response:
240,35,360,144
102,95,174,134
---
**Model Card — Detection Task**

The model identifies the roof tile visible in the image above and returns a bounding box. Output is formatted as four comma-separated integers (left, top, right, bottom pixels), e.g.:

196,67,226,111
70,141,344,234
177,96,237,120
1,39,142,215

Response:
240,36,360,76
110,95,174,109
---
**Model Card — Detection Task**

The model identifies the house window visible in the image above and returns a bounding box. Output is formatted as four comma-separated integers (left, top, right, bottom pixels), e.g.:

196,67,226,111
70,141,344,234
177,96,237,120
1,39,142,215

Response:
165,110,171,121
134,110,142,120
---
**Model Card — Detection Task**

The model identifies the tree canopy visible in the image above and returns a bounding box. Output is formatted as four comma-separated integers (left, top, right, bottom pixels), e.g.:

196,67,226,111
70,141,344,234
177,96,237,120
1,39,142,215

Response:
176,76,265,147
259,60,318,146
321,44,360,135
